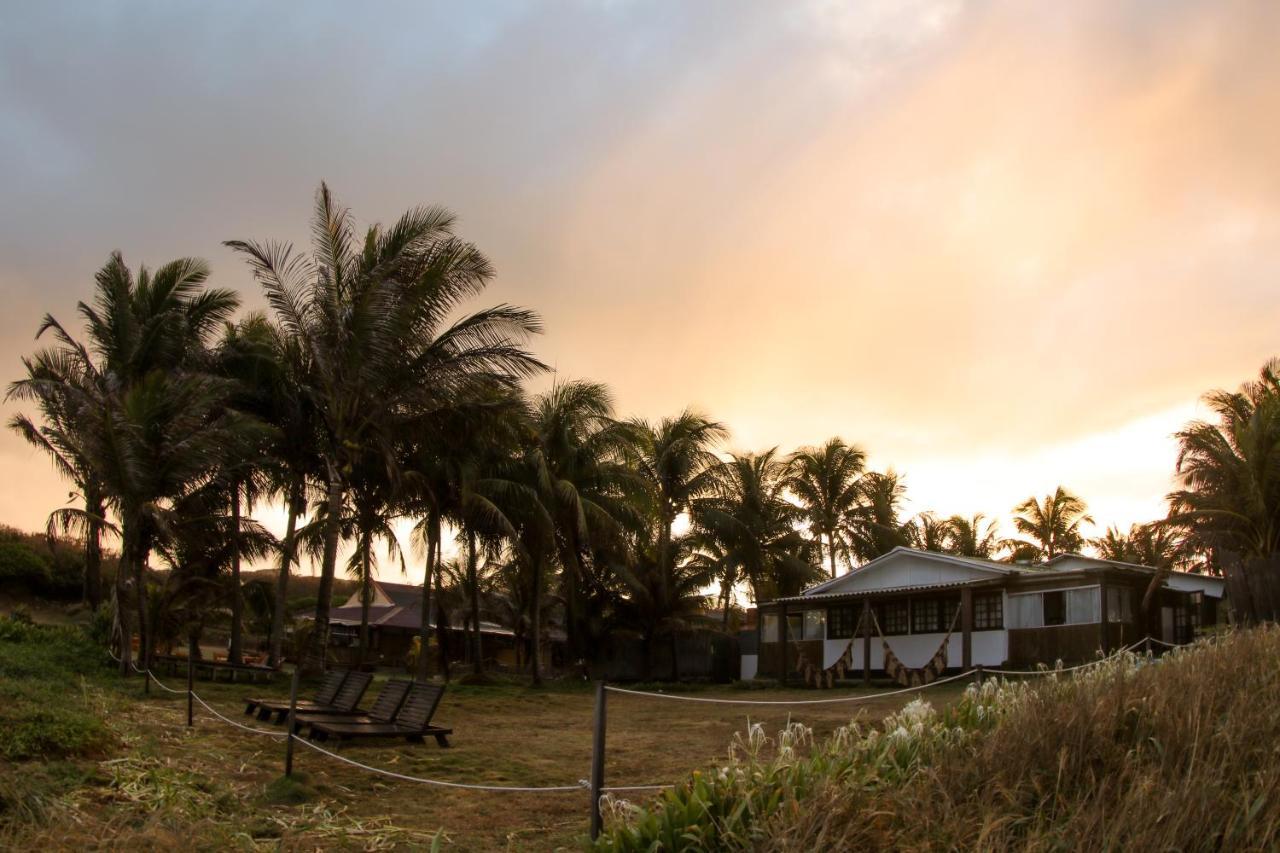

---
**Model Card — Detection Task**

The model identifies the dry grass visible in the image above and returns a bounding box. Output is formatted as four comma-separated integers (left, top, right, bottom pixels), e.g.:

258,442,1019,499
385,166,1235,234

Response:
600,626,1280,852
0,661,964,851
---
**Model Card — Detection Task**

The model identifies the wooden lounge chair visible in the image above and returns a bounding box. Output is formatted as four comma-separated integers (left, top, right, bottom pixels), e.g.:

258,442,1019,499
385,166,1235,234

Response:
251,671,372,723
291,678,412,734
245,670,347,717
307,681,452,747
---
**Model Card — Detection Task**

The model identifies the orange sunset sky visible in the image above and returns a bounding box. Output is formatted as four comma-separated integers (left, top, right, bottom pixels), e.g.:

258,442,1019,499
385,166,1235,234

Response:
2,1,1279,582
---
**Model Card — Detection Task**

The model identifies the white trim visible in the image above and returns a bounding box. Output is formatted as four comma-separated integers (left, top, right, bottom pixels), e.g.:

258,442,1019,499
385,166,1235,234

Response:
802,547,1020,596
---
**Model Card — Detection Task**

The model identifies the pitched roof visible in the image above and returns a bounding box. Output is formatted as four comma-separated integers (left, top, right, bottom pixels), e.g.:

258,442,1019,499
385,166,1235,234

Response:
801,546,1034,597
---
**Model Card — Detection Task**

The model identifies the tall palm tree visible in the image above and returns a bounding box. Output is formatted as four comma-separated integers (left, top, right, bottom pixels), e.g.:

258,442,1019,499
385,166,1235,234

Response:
227,184,545,670
12,253,243,674
695,449,819,619
846,470,912,562
945,513,999,558
631,412,725,680
786,438,866,577
1007,486,1093,561
8,342,113,609
525,380,642,665
1167,359,1280,563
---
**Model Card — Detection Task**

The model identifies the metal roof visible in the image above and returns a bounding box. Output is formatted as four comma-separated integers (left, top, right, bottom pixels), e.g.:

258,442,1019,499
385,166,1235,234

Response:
773,577,1003,604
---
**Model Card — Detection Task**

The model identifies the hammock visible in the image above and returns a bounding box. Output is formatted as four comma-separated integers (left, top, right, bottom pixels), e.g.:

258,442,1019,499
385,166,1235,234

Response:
787,613,865,688
874,608,960,687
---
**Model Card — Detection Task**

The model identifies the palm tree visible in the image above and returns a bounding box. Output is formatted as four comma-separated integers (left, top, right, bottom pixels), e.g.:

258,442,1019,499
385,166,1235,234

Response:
1007,486,1093,561
8,341,113,609
12,253,243,674
907,511,952,553
786,438,866,577
525,380,642,666
695,449,818,617
227,184,545,670
1167,359,1280,563
945,513,999,558
846,470,912,562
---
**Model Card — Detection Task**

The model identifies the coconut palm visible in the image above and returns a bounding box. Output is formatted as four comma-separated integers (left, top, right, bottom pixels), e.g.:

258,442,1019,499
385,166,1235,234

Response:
12,253,243,674
786,438,866,577
695,449,818,613
907,511,952,553
227,184,545,670
945,513,1000,558
846,470,912,562
525,380,642,665
8,343,113,609
1007,486,1093,561
1167,359,1280,563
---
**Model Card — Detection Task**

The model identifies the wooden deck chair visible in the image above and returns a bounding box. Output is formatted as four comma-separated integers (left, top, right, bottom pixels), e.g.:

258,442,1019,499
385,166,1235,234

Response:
307,681,452,747
245,669,346,717
291,678,412,734
253,671,373,723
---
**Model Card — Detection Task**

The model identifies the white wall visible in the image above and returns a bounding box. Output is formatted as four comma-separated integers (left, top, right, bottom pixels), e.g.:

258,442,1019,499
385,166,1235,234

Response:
1166,573,1226,598
823,630,1005,669
816,552,1004,596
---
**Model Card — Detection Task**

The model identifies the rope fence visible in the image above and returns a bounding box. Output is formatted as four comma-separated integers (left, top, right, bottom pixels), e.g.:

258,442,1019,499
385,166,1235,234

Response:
108,632,1196,841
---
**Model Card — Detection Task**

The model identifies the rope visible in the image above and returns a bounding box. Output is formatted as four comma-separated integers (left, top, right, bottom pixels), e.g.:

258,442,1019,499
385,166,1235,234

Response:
293,736,587,792
190,692,287,739
984,637,1156,676
605,667,980,705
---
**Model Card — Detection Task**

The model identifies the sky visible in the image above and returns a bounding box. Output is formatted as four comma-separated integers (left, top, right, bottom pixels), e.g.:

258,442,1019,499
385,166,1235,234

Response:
2,1,1279,584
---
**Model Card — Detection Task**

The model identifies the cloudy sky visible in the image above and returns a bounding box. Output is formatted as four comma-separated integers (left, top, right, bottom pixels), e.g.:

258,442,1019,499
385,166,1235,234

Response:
2,1,1278,579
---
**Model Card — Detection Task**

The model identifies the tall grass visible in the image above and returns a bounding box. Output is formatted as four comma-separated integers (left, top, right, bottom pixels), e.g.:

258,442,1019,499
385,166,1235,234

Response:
597,627,1280,851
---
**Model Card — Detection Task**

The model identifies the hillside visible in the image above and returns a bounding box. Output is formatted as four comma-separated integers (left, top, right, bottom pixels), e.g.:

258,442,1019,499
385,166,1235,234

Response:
598,627,1280,851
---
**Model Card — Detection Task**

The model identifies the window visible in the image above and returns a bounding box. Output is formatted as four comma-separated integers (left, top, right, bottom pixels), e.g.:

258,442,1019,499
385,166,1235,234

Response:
974,593,1003,630
828,606,858,639
912,598,940,634
1173,602,1192,643
803,610,826,640
1107,587,1133,623
1009,587,1102,628
1066,588,1101,624
879,600,909,635
1044,591,1066,626
787,614,803,642
761,613,778,643
1189,591,1203,632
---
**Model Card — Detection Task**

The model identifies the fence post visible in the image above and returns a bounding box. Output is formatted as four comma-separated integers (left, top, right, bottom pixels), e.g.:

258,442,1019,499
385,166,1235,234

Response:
186,652,194,728
975,665,984,686
589,680,607,840
284,667,300,777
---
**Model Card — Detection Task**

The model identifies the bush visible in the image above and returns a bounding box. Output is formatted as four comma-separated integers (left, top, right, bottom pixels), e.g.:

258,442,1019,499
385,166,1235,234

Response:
0,617,114,761
0,541,52,591
598,628,1280,851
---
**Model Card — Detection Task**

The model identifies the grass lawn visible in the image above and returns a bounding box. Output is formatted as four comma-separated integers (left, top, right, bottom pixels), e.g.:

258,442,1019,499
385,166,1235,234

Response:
0,624,969,850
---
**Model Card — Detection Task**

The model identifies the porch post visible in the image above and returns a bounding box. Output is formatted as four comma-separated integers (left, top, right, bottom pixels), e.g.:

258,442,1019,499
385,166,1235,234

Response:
1099,574,1110,654
961,587,973,671
861,598,871,686
779,602,789,686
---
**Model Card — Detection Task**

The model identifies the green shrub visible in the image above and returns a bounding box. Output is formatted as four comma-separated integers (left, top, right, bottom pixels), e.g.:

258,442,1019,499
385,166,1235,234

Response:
0,618,114,761
0,541,52,591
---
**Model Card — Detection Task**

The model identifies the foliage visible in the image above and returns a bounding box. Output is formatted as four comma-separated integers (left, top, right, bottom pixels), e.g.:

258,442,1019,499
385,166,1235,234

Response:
599,627,1280,851
0,618,113,761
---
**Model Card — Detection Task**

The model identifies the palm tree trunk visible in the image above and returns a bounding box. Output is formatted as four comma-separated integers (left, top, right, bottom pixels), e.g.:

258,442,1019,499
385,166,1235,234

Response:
84,484,104,610
416,511,440,681
722,583,732,629
268,481,302,668
305,462,344,673
229,482,243,665
132,533,153,681
357,533,373,669
116,523,138,677
530,555,543,687
467,530,483,676
434,549,451,682
556,535,585,663
827,529,837,577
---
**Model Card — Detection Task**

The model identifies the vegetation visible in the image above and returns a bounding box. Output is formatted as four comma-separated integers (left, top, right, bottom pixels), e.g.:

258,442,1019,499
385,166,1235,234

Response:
598,627,1280,851
8,180,1280,681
